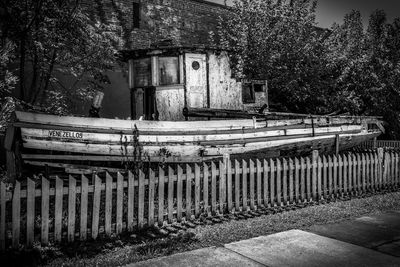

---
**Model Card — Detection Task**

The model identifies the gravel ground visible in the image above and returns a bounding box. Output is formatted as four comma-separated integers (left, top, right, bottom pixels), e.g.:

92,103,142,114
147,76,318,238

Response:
39,191,400,267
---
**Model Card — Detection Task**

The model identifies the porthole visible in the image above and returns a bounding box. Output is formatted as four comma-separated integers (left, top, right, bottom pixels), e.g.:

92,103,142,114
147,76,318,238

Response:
192,61,200,70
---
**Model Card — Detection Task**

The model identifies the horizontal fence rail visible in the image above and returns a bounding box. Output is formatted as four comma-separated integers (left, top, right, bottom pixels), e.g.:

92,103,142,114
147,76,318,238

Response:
1,149,400,250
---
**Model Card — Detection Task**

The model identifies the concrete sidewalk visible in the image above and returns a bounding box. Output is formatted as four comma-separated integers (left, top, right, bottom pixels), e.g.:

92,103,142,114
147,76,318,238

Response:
127,211,400,267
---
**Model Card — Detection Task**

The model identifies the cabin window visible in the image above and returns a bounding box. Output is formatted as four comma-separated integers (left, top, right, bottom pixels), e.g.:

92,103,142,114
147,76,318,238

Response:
133,58,151,87
158,57,180,85
242,83,255,104
254,84,264,93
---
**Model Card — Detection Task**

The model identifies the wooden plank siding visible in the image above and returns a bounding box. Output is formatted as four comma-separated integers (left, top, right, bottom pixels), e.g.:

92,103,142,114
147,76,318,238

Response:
0,150,399,250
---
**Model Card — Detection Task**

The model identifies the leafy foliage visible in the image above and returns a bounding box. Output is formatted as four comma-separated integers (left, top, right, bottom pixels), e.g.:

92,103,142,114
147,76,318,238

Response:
1,0,123,114
217,1,400,138
218,0,333,114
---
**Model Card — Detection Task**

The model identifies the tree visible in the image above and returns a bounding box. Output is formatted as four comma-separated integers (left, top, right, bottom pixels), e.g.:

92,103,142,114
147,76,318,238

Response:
324,9,400,138
0,0,123,114
217,0,333,114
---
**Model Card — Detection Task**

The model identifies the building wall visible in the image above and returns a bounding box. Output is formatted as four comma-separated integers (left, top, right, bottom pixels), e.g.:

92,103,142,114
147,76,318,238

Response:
82,0,227,50
208,52,243,110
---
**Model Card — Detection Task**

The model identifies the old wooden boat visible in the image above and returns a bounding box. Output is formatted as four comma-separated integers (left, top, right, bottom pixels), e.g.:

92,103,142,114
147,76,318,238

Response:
2,46,384,176
5,110,382,174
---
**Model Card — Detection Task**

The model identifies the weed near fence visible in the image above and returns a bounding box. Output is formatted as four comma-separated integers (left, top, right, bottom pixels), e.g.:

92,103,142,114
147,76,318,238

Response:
0,148,399,250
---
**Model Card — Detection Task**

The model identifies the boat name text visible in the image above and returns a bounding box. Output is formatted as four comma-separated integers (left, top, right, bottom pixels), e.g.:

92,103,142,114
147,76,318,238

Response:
48,130,83,139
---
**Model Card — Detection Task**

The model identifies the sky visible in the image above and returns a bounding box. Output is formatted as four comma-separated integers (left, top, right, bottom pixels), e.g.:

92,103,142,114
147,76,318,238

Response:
209,0,400,29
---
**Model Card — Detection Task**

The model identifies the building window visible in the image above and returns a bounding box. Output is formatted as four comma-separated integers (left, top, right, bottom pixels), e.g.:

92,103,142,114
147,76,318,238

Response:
133,0,140,28
133,58,151,87
242,83,255,104
158,57,180,85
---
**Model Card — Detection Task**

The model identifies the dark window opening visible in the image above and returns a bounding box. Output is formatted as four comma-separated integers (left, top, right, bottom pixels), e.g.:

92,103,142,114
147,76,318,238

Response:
133,58,151,87
254,84,264,93
159,57,180,85
242,84,255,104
133,1,140,28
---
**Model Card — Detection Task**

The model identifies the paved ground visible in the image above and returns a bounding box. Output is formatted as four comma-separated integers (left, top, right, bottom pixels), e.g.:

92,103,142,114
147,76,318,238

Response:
127,211,400,267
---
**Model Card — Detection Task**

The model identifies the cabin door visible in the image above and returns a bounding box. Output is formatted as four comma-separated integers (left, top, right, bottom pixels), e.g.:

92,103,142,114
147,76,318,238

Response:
185,53,207,108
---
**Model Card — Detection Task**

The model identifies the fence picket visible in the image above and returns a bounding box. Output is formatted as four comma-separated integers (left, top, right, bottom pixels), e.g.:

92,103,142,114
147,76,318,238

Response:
226,158,233,212
186,164,192,218
289,159,294,204
263,159,269,207
12,181,20,248
0,182,5,250
257,159,262,208
219,160,226,213
357,154,362,194
333,155,338,196
116,173,123,233
396,154,399,187
127,171,135,231
316,156,322,200
235,160,240,210
40,177,49,245
27,178,35,246
306,157,311,201
338,155,343,196
168,167,174,223
92,175,101,239
177,165,184,221
365,154,370,191
54,176,63,242
276,159,282,206
138,169,145,228
158,167,165,225
249,159,255,210
67,176,76,242
353,154,357,194
371,153,376,190
391,152,395,187
282,159,288,205
270,159,275,206
375,153,379,190
343,155,348,195
105,173,112,236
393,153,399,188
203,162,209,213
323,156,328,199
80,175,88,240
328,156,333,197
378,149,384,189
194,164,201,216
242,160,248,210
211,162,217,212
348,154,353,194
362,154,366,192
148,169,155,226
294,158,300,203
311,152,318,201
300,157,305,202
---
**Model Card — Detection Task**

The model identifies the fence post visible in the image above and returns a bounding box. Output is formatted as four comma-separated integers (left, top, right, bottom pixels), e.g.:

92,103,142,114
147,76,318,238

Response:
378,148,384,190
312,150,319,201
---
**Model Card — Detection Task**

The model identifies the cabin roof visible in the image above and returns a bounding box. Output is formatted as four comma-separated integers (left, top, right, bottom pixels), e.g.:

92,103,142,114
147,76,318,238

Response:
118,44,231,62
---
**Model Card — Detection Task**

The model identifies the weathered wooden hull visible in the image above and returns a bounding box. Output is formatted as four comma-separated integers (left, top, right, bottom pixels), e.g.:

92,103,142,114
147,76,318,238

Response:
13,111,383,166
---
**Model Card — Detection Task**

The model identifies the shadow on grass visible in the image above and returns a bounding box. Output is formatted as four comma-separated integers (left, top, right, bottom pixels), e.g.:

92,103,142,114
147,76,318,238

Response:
0,227,197,267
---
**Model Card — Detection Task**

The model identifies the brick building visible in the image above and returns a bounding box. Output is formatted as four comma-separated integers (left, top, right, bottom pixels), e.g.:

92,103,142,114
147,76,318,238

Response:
84,0,228,50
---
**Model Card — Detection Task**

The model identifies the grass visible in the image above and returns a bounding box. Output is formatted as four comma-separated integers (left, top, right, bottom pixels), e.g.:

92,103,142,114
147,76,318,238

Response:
3,191,400,267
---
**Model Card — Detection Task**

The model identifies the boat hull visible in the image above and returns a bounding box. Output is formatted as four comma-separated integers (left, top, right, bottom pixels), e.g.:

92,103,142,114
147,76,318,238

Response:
14,111,383,164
